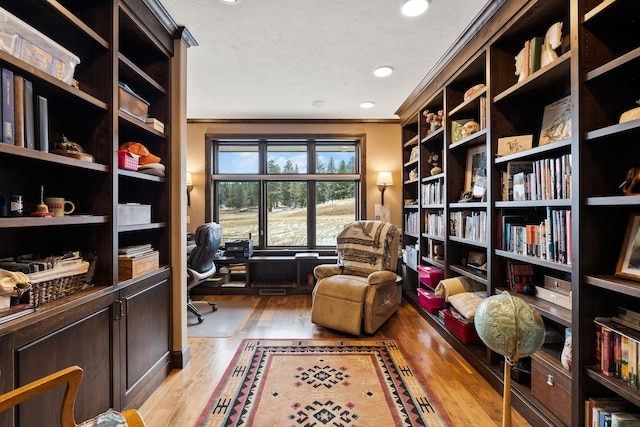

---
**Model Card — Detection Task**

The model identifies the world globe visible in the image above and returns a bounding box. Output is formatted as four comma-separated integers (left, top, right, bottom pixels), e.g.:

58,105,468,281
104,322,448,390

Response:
474,292,545,361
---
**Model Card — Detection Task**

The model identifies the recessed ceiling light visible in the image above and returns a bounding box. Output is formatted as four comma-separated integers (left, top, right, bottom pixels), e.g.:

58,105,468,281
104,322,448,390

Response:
219,0,240,4
360,101,375,109
374,66,393,77
311,100,326,107
402,0,429,17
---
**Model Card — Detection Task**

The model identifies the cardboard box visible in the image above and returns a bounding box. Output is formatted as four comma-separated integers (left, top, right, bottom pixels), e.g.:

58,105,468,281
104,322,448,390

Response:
118,203,151,226
531,351,571,426
417,265,444,289
118,251,159,281
443,309,480,344
417,288,446,314
0,7,79,85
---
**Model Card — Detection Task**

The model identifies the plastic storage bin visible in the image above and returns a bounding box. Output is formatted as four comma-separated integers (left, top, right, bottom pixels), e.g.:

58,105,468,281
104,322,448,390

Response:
417,265,444,289
443,309,480,344
0,7,80,85
118,83,149,122
417,288,445,314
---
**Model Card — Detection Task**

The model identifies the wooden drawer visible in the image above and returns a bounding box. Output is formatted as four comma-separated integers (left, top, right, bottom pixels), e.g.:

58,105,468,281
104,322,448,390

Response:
531,351,571,426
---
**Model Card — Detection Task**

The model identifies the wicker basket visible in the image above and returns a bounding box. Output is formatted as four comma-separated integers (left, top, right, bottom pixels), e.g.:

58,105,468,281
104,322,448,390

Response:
27,259,95,306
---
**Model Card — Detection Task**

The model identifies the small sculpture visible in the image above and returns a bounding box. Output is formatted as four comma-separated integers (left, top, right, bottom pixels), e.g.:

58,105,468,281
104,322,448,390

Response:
620,167,640,195
540,22,563,68
461,121,480,138
619,99,640,124
515,47,526,82
427,152,442,175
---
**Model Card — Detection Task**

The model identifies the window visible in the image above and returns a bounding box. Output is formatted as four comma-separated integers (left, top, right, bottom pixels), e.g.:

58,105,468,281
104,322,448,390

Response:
209,137,362,249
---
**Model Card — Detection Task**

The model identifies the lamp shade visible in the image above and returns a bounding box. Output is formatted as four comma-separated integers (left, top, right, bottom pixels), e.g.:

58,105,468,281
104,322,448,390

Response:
376,171,393,187
186,172,193,189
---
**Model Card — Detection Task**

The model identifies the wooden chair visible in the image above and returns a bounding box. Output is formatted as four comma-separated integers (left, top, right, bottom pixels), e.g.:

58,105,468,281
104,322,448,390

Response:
0,366,146,427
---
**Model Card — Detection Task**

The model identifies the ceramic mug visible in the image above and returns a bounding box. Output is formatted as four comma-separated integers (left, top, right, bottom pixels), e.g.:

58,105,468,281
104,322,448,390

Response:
45,197,75,217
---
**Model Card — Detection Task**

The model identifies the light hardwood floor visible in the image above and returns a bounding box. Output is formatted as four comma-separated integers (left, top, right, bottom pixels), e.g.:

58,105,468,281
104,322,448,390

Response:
139,294,532,426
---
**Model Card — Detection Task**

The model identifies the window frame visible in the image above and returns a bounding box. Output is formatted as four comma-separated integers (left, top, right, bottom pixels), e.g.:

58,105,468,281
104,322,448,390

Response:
204,134,366,251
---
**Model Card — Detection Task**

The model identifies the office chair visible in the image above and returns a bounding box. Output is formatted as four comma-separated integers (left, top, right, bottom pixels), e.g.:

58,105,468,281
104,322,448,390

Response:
187,222,222,323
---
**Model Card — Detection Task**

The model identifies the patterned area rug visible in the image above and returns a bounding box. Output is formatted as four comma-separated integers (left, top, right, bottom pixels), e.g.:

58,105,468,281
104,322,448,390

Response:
196,339,451,426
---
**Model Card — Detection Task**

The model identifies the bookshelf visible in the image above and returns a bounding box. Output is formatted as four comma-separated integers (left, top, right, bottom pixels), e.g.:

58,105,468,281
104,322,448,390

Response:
396,0,640,424
0,0,195,423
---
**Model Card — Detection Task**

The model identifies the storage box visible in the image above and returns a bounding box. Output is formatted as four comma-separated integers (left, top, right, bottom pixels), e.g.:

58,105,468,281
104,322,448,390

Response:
118,83,150,122
417,265,444,289
535,275,572,309
417,288,446,314
404,245,418,270
118,203,151,226
531,351,571,426
118,250,159,281
0,7,80,85
443,309,480,344
118,150,139,171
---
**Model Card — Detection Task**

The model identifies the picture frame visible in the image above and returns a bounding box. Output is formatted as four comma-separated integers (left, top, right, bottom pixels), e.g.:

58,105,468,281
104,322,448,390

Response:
616,214,640,281
464,145,487,198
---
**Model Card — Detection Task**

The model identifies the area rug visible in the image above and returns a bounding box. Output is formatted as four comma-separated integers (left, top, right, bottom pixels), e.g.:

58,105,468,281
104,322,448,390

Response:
196,339,451,426
187,300,255,337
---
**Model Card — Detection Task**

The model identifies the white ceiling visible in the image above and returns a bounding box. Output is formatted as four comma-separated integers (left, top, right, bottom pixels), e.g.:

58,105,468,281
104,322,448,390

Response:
160,0,491,120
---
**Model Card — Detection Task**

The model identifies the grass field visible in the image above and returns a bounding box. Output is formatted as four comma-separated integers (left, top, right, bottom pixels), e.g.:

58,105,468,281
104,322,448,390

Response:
219,198,355,246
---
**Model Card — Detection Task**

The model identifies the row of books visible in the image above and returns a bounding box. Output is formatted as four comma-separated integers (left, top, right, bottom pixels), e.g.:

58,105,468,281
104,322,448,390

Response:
500,154,572,202
404,211,420,235
500,207,572,264
421,181,444,205
449,210,487,243
585,396,640,427
516,36,544,81
1,68,49,150
595,314,640,386
424,212,445,238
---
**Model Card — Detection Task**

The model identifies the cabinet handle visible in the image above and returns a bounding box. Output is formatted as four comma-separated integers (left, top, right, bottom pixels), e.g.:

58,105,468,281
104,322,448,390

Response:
115,299,127,319
547,374,554,386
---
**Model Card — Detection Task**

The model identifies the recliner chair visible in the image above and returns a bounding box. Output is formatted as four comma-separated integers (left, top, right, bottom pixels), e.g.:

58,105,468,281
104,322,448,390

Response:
187,222,222,323
311,220,399,335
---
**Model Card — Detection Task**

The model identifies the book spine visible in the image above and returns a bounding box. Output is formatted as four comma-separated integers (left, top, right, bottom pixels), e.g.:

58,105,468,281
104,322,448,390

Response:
23,79,34,149
2,68,14,144
35,95,49,152
629,338,637,388
603,327,615,376
13,74,24,147
614,332,622,378
622,335,629,382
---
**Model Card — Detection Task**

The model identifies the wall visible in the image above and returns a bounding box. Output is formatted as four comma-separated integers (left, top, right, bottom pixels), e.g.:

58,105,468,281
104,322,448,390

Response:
185,121,403,236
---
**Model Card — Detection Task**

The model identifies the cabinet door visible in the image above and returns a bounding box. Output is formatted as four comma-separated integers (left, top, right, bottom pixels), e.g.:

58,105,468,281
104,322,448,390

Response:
118,271,171,408
14,306,114,427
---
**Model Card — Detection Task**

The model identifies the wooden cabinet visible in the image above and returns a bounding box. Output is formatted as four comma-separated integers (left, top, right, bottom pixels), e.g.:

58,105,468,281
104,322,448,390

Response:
0,0,193,421
396,0,640,424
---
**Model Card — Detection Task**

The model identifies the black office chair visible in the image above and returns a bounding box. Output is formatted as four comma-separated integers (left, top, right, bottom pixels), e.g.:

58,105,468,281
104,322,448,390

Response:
187,222,222,323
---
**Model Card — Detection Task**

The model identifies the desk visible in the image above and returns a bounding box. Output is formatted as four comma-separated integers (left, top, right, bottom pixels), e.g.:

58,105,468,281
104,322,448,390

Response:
191,255,337,296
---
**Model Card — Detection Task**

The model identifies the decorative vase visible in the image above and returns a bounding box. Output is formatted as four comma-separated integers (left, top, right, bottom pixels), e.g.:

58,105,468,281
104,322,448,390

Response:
433,244,444,260
430,166,442,176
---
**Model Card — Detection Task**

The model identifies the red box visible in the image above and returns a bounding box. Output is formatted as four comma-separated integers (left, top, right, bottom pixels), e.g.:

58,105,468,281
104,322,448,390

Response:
417,288,446,314
417,265,444,289
443,309,480,344
118,150,139,171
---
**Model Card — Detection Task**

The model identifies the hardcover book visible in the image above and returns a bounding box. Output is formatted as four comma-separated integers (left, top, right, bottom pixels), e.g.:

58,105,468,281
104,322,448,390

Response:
1,68,14,145
539,95,571,146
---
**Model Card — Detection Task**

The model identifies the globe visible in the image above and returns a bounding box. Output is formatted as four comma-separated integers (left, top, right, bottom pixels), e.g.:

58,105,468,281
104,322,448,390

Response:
474,292,545,361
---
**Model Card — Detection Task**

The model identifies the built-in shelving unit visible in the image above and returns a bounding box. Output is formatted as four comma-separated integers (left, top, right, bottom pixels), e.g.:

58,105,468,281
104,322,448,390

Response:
0,0,195,424
396,0,640,424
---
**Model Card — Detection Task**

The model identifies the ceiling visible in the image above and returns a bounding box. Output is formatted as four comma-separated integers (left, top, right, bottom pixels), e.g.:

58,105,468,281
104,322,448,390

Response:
159,0,491,120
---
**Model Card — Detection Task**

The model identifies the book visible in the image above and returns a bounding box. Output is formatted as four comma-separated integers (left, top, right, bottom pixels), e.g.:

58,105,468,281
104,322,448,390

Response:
507,260,534,293
585,397,626,427
23,78,34,149
622,335,629,382
512,172,527,201
0,303,36,324
35,95,49,152
119,243,153,256
13,74,24,147
612,413,640,426
629,338,637,388
529,36,544,75
602,326,615,376
1,68,14,144
505,161,533,201
539,95,571,146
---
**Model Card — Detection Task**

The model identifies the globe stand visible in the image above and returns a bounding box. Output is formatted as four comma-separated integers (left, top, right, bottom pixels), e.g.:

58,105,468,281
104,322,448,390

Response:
474,291,545,427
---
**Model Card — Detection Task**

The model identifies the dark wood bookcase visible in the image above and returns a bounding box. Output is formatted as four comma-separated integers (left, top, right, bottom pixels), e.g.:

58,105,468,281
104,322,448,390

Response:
0,0,195,424
398,0,640,425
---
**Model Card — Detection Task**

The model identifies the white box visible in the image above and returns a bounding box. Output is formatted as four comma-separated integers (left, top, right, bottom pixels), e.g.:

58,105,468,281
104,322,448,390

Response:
0,7,80,85
118,203,151,226
405,245,418,270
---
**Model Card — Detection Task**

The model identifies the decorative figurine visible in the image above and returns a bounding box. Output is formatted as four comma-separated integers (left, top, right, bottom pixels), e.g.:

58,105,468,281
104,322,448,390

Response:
540,22,563,68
